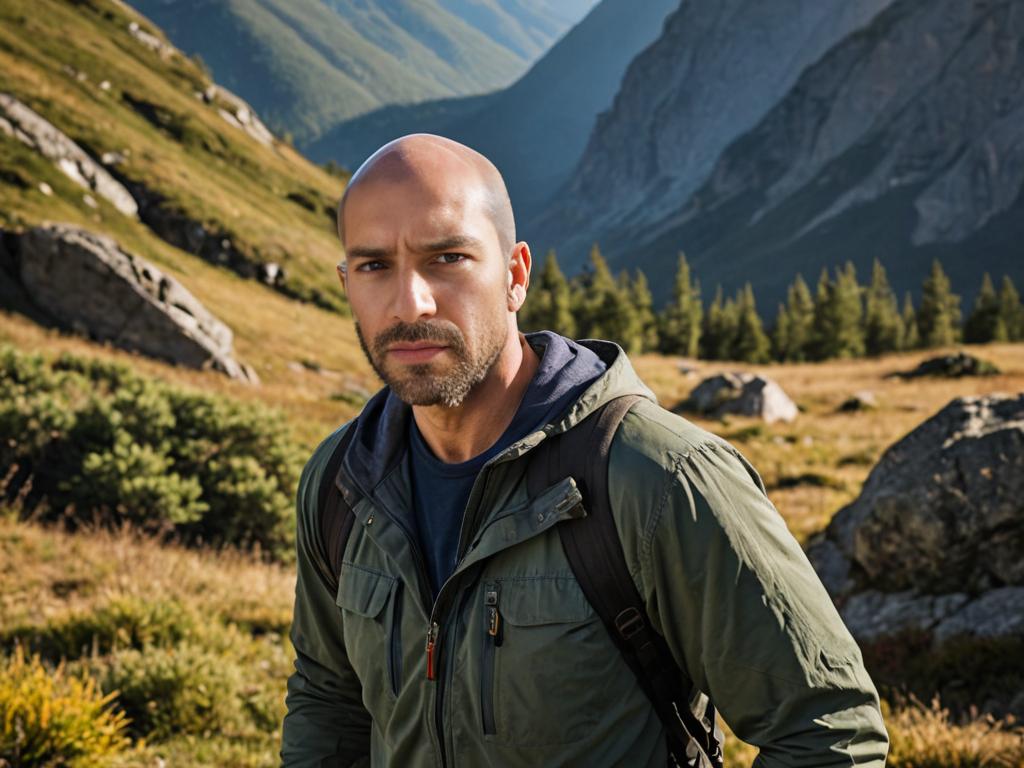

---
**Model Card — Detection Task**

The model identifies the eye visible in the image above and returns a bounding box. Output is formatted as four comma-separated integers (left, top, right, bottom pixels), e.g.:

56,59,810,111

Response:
355,260,386,272
435,252,467,265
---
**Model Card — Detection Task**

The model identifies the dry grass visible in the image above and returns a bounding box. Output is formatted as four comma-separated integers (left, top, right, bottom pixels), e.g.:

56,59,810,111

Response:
634,343,1024,542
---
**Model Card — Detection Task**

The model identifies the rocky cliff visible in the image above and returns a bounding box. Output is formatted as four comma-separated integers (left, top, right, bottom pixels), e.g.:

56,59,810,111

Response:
537,0,1024,310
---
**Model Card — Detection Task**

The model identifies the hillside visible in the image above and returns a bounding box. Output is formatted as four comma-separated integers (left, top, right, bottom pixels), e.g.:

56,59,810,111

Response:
540,0,1024,309
127,0,598,146
306,0,679,222
0,0,378,447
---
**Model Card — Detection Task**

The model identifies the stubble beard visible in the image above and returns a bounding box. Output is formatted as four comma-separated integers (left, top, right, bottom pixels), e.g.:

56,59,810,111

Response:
356,317,507,408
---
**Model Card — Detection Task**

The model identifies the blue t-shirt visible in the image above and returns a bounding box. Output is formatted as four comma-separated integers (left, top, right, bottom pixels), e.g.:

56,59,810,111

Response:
408,332,607,596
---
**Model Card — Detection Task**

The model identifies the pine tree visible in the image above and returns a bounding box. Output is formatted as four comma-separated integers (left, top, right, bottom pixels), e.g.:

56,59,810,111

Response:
900,291,919,350
772,303,790,362
863,259,902,355
630,270,660,352
774,274,815,361
518,250,576,337
963,273,1005,343
701,287,731,360
658,253,702,358
615,271,644,354
998,275,1024,341
574,245,639,351
732,283,771,363
917,260,961,348
812,265,864,360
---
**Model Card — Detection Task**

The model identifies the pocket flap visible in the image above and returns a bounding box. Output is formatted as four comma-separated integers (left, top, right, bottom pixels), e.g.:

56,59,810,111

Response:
499,577,595,627
336,563,396,619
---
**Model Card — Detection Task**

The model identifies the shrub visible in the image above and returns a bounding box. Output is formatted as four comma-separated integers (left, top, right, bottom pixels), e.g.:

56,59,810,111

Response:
0,645,130,767
3,596,196,661
0,345,304,560
88,644,246,740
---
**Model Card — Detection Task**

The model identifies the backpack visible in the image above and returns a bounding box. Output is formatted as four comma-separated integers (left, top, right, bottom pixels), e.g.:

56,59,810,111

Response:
316,395,724,768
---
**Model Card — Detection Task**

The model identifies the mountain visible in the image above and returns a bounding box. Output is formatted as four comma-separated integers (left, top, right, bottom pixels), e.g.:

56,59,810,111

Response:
532,0,896,276
539,0,1024,310
306,0,679,222
126,0,598,146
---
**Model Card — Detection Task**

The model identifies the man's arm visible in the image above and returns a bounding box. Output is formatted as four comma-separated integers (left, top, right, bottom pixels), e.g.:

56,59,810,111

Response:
281,427,372,767
611,411,888,767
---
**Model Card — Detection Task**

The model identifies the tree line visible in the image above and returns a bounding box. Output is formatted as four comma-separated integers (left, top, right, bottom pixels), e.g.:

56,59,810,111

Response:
517,246,1024,363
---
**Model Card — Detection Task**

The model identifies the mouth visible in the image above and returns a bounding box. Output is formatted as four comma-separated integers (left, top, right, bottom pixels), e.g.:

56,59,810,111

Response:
386,342,449,364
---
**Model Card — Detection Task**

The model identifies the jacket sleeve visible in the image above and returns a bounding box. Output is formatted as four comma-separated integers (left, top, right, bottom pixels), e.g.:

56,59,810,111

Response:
281,426,372,768
609,415,888,767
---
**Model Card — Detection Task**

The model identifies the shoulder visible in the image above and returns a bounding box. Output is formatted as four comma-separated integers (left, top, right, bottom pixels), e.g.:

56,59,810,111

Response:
297,421,354,517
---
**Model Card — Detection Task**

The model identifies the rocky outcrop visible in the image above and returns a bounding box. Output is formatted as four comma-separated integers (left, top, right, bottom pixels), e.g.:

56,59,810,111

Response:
678,372,798,423
3,224,258,384
0,93,138,217
202,85,275,149
894,351,1001,379
809,393,1024,641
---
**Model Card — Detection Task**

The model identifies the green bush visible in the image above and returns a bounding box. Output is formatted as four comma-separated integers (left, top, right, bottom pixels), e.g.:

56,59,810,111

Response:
88,644,246,740
0,645,130,767
3,596,197,661
0,345,304,559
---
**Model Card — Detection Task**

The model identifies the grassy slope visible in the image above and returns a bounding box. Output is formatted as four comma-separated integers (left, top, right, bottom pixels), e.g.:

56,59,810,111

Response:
0,0,351,312
0,0,379,448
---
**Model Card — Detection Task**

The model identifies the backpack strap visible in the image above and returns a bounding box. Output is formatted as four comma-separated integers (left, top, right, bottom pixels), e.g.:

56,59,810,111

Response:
527,395,723,768
315,424,359,595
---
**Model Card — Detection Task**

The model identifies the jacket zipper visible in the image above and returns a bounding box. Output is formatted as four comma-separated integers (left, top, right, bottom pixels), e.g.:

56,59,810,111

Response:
481,584,501,735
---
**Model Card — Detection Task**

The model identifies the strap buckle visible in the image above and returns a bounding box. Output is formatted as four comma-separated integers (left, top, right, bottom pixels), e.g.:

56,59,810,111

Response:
614,606,646,641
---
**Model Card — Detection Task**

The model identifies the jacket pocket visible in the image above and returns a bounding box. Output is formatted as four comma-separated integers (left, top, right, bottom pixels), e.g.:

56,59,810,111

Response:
489,575,605,747
335,563,402,702
480,582,500,735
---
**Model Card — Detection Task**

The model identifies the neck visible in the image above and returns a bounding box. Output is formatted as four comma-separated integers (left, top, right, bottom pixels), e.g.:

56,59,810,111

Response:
412,330,539,463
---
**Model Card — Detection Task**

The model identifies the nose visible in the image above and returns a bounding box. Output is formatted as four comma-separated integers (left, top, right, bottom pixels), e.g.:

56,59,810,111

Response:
391,265,436,323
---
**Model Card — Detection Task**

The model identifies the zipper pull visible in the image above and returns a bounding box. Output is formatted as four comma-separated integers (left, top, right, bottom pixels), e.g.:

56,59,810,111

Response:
485,588,502,646
425,622,439,680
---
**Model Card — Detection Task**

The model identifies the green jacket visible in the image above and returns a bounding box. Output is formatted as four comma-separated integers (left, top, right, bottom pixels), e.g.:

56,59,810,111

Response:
281,340,888,767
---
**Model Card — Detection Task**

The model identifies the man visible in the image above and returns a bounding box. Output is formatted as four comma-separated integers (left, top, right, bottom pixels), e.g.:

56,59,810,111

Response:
281,133,888,767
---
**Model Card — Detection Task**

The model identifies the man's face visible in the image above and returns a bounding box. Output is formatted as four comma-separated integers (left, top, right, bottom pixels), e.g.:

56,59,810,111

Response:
341,173,512,407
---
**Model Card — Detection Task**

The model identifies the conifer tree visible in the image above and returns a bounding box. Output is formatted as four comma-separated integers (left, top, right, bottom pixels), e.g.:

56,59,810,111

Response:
629,270,660,352
900,291,919,349
863,259,902,355
917,260,961,348
772,303,790,362
518,250,576,337
615,271,644,354
774,274,814,361
658,253,702,358
701,287,731,360
998,275,1024,341
732,283,771,363
574,245,639,350
963,273,1005,343
812,265,864,359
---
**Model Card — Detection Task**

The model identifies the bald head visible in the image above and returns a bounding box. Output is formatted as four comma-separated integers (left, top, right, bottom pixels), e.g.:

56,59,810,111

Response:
337,134,516,261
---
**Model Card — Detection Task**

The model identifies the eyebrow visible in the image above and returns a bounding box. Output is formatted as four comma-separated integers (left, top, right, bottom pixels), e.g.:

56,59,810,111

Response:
345,234,486,262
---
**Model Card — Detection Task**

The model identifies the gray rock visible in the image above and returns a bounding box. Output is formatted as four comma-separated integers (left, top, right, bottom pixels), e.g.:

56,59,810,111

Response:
207,85,275,148
681,372,798,423
894,351,1001,379
8,224,256,383
838,390,877,412
934,587,1024,643
0,94,138,217
840,589,969,643
823,394,1024,594
805,536,853,598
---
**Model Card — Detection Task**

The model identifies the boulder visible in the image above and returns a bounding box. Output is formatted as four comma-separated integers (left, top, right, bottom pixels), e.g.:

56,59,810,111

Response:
894,351,1001,379
0,93,138,217
810,393,1024,596
837,390,877,412
6,223,257,383
680,371,798,423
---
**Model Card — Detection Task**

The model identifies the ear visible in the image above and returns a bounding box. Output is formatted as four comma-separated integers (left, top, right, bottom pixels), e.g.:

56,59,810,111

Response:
507,241,531,312
336,262,348,294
